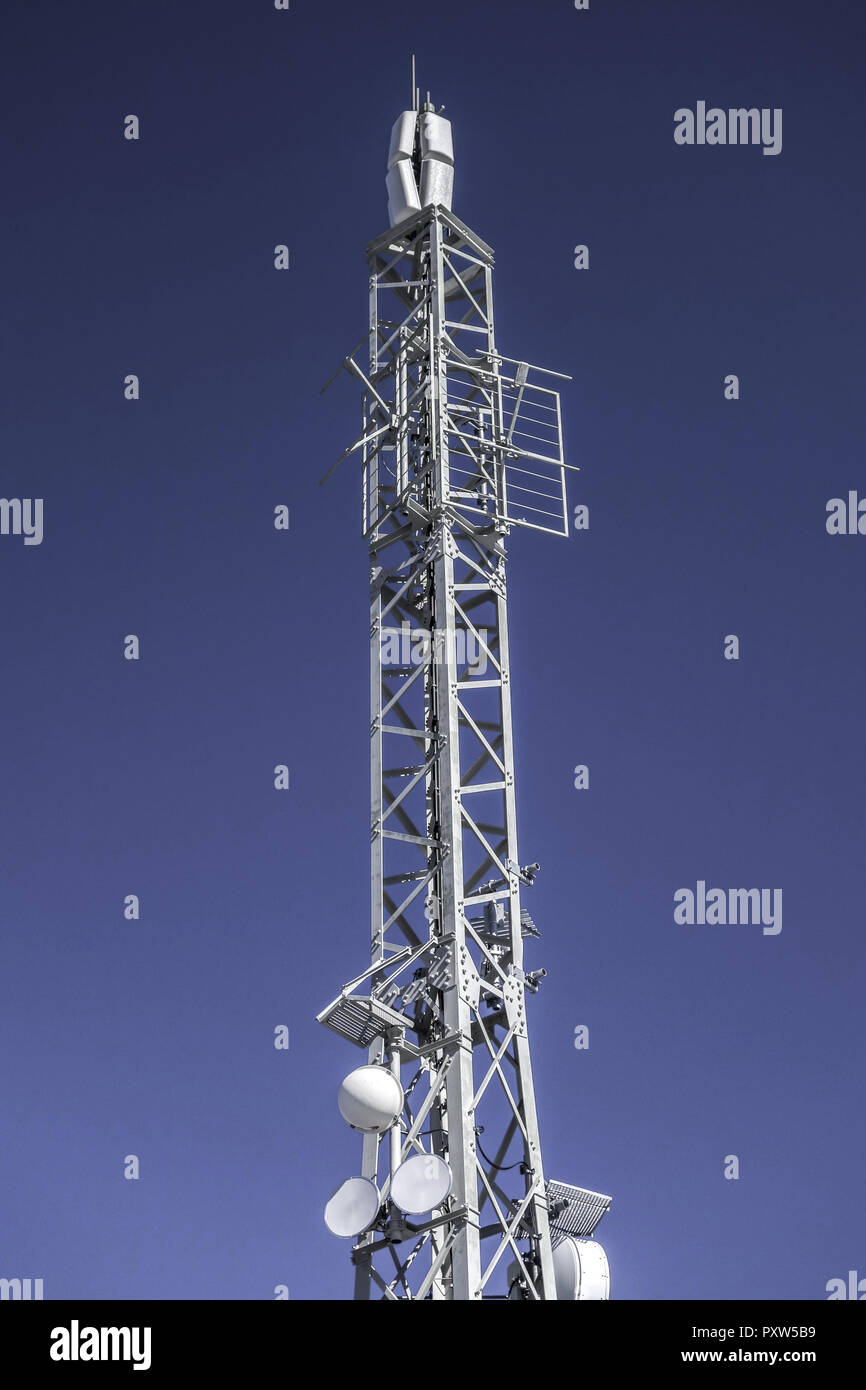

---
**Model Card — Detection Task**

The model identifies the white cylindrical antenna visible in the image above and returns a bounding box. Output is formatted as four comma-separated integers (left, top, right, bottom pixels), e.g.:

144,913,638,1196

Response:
410,54,416,110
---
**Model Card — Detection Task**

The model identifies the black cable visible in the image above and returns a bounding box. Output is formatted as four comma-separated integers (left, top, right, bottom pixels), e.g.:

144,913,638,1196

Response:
475,1133,521,1172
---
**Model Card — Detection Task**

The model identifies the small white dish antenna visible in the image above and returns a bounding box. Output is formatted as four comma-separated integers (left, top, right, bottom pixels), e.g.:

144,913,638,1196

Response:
324,1176,381,1239
553,1237,610,1301
390,1153,453,1215
338,1065,404,1133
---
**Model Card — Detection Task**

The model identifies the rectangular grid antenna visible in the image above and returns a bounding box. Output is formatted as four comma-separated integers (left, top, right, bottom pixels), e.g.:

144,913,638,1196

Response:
545,1180,612,1245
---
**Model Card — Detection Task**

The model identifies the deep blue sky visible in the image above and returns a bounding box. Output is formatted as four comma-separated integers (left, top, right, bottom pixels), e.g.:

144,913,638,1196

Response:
1,0,864,1300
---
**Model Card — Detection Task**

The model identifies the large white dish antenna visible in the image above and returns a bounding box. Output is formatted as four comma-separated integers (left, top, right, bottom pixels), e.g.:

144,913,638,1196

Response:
553,1237,610,1301
390,1153,453,1215
338,1065,404,1133
324,1176,381,1239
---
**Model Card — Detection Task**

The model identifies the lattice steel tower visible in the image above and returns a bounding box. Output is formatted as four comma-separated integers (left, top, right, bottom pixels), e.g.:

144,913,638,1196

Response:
318,73,611,1301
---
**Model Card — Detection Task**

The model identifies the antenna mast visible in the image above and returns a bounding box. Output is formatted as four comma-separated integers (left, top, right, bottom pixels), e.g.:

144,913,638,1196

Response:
318,78,612,1300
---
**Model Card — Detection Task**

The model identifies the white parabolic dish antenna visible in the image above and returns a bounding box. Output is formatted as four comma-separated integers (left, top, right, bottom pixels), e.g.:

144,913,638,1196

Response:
552,1237,610,1301
390,1153,453,1215
324,1176,381,1239
337,1065,404,1133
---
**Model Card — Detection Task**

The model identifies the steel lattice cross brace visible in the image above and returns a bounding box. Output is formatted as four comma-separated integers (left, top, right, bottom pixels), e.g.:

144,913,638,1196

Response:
318,193,584,1300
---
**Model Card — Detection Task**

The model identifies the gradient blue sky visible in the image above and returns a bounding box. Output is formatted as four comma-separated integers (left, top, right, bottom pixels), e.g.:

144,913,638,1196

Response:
1,0,864,1300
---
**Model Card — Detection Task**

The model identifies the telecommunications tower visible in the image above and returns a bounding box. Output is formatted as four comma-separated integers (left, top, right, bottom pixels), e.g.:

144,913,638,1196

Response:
317,67,612,1300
